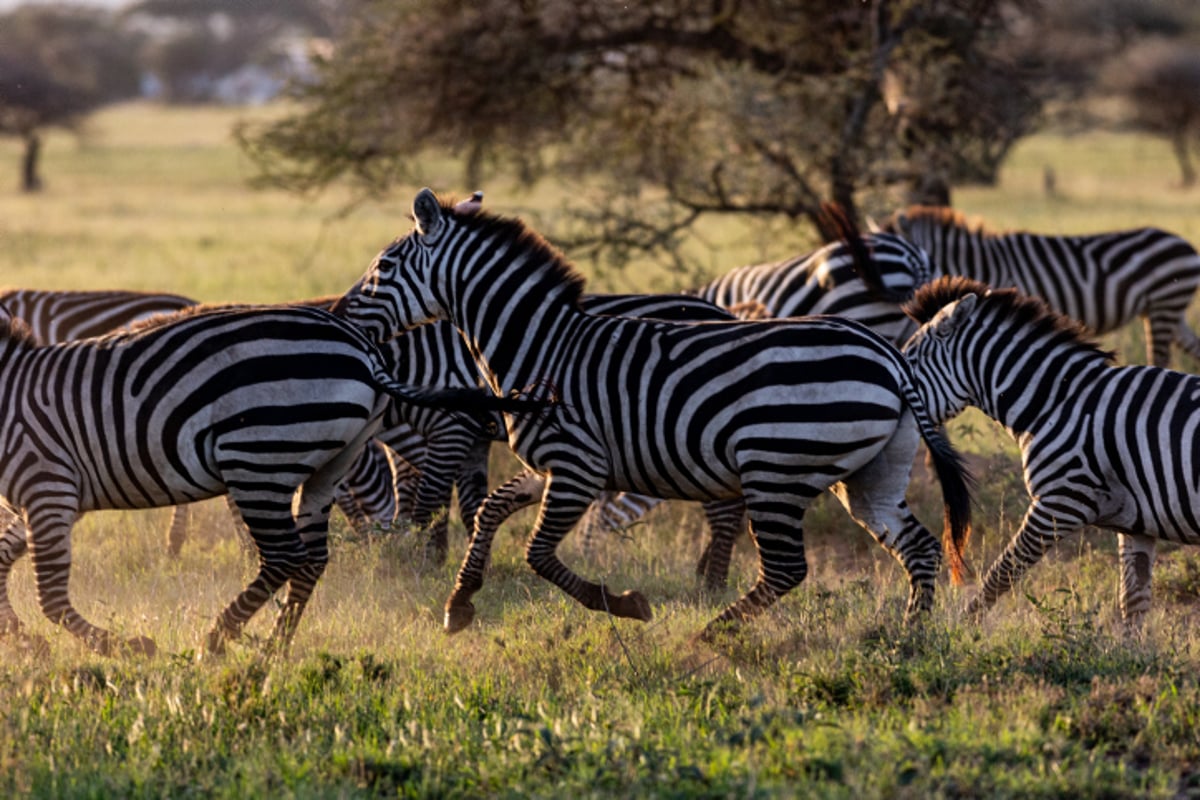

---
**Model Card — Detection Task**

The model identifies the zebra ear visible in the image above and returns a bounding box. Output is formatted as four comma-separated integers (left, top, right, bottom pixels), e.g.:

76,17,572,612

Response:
933,293,978,338
412,188,446,239
864,214,882,233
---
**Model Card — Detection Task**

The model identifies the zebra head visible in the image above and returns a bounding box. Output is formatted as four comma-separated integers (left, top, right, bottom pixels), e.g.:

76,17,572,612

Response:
902,284,980,425
335,188,467,342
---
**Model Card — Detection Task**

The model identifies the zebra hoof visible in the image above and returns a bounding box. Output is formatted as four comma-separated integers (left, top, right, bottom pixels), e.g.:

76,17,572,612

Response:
444,601,476,634
3,630,49,657
201,627,230,660
123,636,158,658
611,590,653,622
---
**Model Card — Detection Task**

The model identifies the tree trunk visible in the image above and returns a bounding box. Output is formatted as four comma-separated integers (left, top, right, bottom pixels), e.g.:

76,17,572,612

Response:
1172,130,1195,188
21,132,43,193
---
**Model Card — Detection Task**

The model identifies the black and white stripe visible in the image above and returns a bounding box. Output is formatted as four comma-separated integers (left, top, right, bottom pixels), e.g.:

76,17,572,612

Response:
691,231,932,342
903,276,1200,624
572,228,934,578
364,291,738,567
336,189,972,639
885,205,1200,367
0,288,198,342
0,303,535,656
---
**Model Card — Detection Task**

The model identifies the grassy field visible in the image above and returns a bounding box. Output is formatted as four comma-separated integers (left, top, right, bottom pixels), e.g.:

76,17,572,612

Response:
3,102,1200,797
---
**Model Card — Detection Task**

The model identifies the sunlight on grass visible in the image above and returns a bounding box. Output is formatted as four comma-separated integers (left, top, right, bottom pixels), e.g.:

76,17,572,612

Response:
3,104,1200,796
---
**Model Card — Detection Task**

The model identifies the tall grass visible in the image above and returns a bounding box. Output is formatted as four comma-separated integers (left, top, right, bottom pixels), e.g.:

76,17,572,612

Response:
2,102,1200,796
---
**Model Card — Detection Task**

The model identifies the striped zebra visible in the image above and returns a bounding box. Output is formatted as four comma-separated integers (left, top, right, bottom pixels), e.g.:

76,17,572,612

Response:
333,438,420,534
565,225,935,581
883,205,1200,368
903,276,1200,623
366,291,737,568
0,288,197,342
0,290,416,554
0,303,538,656
690,229,932,340
0,290,203,552
335,188,972,638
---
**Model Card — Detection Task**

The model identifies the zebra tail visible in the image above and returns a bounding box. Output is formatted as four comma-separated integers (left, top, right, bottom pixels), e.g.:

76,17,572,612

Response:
922,424,975,586
371,368,551,417
819,201,913,304
890,358,975,584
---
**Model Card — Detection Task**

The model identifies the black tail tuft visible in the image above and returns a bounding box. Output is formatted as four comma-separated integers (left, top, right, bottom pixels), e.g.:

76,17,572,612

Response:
819,201,912,305
384,382,552,416
923,428,975,585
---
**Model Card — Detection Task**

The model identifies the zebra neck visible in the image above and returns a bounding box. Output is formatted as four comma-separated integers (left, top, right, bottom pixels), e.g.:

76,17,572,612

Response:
968,338,1106,434
451,285,583,397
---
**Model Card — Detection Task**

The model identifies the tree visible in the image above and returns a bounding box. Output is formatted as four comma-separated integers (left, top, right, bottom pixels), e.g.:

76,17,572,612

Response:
238,0,1046,273
1107,39,1200,186
0,5,141,192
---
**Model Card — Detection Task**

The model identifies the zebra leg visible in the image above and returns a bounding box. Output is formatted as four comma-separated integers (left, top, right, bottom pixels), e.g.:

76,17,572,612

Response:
454,438,492,529
524,475,651,621
577,492,617,558
830,432,943,621
26,501,156,657
412,435,478,567
1145,312,1182,368
445,469,545,633
1117,533,1156,629
695,498,746,592
1171,316,1200,364
204,491,308,657
0,515,28,635
966,501,1082,617
267,501,331,655
165,505,190,558
702,490,810,639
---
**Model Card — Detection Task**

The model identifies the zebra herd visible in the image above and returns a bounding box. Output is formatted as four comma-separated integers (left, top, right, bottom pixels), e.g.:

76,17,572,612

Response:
4,187,1200,657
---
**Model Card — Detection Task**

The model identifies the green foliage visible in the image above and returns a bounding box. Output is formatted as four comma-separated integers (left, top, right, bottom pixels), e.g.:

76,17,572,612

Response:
5,105,1200,797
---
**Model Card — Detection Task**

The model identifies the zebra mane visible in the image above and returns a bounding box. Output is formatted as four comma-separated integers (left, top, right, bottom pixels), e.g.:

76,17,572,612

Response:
443,199,587,305
905,277,1115,363
125,296,343,335
896,205,988,234
0,311,40,348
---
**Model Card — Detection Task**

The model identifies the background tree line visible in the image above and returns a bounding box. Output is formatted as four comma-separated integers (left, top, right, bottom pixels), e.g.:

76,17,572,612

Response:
4,0,1200,275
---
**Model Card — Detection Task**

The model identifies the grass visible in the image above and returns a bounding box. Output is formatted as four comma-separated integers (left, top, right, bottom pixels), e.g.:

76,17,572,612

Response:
3,102,1200,796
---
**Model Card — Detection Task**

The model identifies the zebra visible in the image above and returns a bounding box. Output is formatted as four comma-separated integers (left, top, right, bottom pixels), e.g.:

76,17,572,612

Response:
334,188,972,639
0,287,197,342
903,276,1200,624
690,229,933,341
882,205,1200,368
0,302,539,656
557,224,935,582
0,289,206,554
0,290,421,555
333,437,420,535
366,291,739,568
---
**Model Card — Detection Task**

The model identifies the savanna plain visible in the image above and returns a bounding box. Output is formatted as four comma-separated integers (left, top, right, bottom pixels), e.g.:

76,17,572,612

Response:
3,104,1200,798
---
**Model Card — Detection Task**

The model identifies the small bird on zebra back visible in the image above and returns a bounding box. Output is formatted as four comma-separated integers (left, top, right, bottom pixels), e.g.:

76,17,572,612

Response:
334,188,973,640
0,302,542,657
904,276,1200,627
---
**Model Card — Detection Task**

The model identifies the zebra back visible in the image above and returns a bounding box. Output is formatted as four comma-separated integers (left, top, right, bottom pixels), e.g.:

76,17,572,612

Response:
0,288,198,344
690,232,932,344
884,205,1200,355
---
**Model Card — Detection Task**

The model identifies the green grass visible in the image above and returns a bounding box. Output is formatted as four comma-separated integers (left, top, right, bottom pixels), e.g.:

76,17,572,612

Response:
3,102,1200,796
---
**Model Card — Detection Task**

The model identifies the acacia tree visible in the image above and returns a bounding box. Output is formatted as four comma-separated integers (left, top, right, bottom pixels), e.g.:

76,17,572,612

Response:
239,0,1044,271
0,5,140,192
1107,39,1200,187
